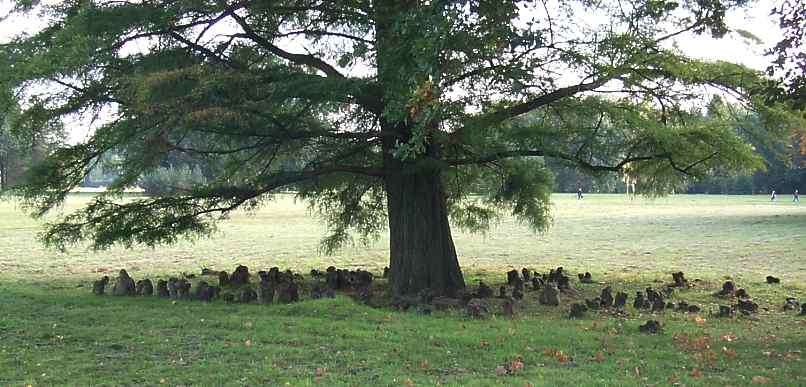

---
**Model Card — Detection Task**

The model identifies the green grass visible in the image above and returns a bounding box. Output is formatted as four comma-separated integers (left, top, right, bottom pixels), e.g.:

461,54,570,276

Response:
1,194,805,386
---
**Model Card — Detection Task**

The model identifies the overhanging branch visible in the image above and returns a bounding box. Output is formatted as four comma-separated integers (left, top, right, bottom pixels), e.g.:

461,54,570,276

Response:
231,13,345,78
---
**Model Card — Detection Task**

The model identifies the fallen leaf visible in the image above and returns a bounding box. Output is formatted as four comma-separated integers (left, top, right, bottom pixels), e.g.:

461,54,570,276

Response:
784,351,801,361
403,377,414,386
722,346,737,359
634,366,641,377
479,340,489,348
751,376,770,384
694,316,707,326
588,351,605,363
667,373,678,384
689,368,701,378
720,333,737,342
420,360,429,370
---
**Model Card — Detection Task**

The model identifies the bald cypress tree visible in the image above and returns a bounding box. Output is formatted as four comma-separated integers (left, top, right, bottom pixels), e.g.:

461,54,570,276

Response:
2,0,798,296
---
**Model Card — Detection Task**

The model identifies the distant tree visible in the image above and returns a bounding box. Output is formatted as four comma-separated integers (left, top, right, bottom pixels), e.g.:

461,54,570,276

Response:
3,0,800,296
139,165,208,196
767,0,806,108
0,92,64,190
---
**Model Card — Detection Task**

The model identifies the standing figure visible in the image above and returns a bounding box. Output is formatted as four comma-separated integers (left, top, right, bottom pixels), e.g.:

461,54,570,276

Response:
577,187,584,200
794,189,800,202
771,190,776,201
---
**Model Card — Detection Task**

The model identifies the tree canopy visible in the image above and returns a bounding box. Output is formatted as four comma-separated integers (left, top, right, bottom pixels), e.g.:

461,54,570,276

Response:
2,0,800,295
767,0,805,108
0,79,64,190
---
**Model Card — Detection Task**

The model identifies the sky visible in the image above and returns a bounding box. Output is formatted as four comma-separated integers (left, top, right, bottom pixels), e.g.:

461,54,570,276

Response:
0,0,785,144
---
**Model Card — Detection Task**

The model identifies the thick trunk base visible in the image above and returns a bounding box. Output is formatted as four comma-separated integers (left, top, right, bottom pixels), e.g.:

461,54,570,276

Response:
385,165,465,297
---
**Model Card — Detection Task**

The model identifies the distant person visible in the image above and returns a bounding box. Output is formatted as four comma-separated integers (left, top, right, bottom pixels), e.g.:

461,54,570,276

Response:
794,189,800,202
577,188,584,200
770,190,776,201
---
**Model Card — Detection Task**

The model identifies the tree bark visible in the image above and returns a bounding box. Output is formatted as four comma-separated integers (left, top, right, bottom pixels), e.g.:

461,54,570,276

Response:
383,142,465,297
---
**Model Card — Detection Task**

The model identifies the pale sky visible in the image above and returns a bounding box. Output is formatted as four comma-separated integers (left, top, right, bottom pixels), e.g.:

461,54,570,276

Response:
0,0,785,144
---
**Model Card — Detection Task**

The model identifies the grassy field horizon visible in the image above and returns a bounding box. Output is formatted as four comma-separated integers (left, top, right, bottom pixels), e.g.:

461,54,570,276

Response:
1,193,804,284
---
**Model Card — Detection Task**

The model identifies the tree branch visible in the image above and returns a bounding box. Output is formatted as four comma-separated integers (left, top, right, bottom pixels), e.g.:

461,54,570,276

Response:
446,148,672,174
458,77,613,133
230,13,344,78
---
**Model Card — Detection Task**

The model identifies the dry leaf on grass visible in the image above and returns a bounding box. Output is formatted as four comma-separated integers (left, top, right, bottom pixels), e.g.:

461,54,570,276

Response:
721,346,737,359
667,373,678,384
588,351,605,363
751,375,770,384
720,333,737,342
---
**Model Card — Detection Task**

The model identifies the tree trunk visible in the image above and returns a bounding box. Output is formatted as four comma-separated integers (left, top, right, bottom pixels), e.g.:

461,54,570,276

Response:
0,159,6,190
374,0,464,297
383,145,465,297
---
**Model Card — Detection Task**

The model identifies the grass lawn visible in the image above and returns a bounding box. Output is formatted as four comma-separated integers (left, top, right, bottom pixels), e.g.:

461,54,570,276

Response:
1,194,805,386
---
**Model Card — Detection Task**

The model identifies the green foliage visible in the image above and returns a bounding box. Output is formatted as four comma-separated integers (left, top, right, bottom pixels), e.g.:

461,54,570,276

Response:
139,165,208,196
1,0,799,253
297,174,387,254
766,0,806,108
0,89,65,191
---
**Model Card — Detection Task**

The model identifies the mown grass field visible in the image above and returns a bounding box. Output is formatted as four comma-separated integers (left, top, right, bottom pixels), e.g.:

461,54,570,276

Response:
1,194,805,386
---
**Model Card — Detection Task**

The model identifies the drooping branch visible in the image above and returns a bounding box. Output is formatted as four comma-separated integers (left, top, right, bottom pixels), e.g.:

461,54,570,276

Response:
458,77,613,134
446,148,671,174
274,29,374,45
230,13,345,78
667,151,720,175
168,32,243,69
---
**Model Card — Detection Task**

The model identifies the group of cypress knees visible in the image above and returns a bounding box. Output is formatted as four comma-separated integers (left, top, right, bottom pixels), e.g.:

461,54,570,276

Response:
456,268,805,334
92,265,804,332
91,265,376,304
